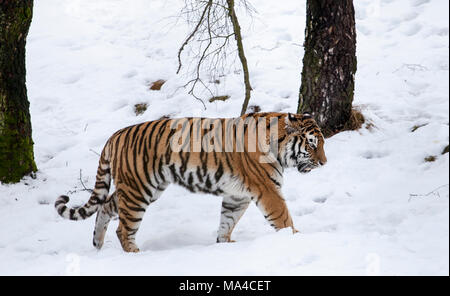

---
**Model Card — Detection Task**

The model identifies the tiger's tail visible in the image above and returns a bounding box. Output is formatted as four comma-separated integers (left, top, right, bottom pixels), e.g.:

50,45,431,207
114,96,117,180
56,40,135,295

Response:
55,142,112,221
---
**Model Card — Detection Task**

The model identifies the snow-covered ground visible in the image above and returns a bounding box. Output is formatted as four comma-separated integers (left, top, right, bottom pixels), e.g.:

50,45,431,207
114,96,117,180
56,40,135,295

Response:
0,0,448,275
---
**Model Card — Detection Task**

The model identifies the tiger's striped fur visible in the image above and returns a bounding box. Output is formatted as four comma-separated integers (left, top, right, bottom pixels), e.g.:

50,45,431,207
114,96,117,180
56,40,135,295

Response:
55,112,326,252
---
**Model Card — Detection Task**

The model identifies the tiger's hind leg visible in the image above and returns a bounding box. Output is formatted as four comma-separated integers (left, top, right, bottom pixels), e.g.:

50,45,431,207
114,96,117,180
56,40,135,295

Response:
216,196,251,243
116,182,168,252
93,191,118,250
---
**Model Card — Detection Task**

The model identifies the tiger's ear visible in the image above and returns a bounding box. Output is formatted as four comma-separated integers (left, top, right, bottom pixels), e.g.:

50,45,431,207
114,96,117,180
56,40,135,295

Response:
302,113,312,119
288,113,301,122
285,113,300,134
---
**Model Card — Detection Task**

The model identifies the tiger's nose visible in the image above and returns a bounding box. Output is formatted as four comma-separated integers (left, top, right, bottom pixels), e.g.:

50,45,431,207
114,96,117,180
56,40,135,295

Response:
319,158,327,166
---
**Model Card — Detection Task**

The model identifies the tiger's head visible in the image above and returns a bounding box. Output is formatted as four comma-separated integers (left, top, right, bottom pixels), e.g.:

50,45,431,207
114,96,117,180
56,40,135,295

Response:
279,113,327,173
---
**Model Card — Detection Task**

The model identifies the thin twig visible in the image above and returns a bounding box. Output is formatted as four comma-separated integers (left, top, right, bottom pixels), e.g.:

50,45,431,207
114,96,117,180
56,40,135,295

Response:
79,169,94,193
66,169,94,195
177,0,213,74
89,149,101,157
408,184,449,202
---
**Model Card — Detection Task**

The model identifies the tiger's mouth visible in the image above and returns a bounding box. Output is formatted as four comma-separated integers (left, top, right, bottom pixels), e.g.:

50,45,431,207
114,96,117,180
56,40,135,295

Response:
297,162,315,174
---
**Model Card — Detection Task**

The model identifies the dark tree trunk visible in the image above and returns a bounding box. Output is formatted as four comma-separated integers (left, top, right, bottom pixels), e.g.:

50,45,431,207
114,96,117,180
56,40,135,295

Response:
297,0,357,137
0,0,37,183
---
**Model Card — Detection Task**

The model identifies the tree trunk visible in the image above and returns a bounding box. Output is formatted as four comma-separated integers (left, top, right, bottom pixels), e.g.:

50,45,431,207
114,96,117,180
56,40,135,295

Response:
0,0,37,183
226,0,252,116
297,0,357,137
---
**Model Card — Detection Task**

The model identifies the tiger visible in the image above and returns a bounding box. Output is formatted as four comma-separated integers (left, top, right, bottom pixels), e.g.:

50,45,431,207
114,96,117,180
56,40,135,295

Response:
55,112,327,252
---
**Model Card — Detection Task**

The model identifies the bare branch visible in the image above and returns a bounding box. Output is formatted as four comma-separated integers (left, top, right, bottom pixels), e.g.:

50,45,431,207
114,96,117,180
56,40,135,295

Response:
177,0,213,74
79,169,94,193
176,0,254,113
409,184,449,202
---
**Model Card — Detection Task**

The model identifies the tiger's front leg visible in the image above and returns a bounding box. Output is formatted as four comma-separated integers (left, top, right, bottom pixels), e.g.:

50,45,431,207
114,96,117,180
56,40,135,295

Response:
216,196,251,243
254,189,298,233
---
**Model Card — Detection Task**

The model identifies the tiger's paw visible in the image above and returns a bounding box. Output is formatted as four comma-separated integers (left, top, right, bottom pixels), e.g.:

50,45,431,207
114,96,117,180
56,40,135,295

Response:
122,244,140,253
216,236,235,243
93,238,104,250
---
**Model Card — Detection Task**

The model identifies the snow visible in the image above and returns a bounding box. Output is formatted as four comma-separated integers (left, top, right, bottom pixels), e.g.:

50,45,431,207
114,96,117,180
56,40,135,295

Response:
0,0,448,275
